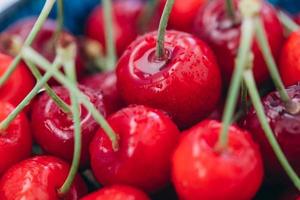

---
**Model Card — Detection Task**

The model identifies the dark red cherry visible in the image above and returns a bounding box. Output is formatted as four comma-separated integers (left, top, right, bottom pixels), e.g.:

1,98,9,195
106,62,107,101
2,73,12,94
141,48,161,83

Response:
194,0,284,85
0,101,32,175
31,85,109,167
242,84,300,183
116,31,222,128
0,156,87,199
86,0,143,56
80,71,125,113
172,120,263,200
294,14,300,25
279,30,300,87
81,185,150,200
90,105,180,192
279,189,300,200
0,53,35,106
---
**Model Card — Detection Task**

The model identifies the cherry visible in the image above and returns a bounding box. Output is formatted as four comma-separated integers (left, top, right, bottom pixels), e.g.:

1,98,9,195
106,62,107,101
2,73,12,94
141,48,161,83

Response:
172,120,263,200
0,101,32,175
90,105,180,192
242,84,300,183
193,0,284,85
0,156,87,199
31,85,109,167
86,0,144,56
0,53,35,106
81,185,150,200
80,71,125,113
116,30,222,128
294,14,300,25
279,30,300,87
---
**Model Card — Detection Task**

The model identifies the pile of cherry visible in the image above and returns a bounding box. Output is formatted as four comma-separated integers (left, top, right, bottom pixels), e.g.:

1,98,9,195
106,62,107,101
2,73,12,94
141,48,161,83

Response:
0,0,300,199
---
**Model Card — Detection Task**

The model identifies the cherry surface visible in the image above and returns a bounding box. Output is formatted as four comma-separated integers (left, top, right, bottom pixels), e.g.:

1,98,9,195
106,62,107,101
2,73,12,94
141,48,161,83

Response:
193,0,284,85
81,185,150,200
116,30,222,128
86,0,144,56
0,101,32,175
242,84,300,184
0,156,87,200
80,71,125,113
90,105,180,193
31,85,109,167
172,120,263,200
280,30,300,86
0,53,35,106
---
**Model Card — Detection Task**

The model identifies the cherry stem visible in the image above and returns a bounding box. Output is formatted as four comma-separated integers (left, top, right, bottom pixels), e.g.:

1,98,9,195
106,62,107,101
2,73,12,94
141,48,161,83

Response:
278,11,300,34
226,0,236,21
217,17,255,150
138,0,159,32
53,0,64,43
103,0,117,70
24,60,71,113
0,56,62,132
156,0,174,59
243,69,300,191
0,0,56,87
240,80,248,113
22,47,119,151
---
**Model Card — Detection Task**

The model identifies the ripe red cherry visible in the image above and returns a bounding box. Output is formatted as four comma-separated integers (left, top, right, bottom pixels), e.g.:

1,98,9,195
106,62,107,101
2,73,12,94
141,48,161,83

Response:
242,84,300,183
0,156,87,199
81,185,150,200
116,31,222,128
194,0,284,85
0,101,32,175
90,105,180,192
86,0,143,56
294,14,300,25
279,30,300,87
31,85,109,166
80,71,125,113
172,120,263,200
0,53,35,106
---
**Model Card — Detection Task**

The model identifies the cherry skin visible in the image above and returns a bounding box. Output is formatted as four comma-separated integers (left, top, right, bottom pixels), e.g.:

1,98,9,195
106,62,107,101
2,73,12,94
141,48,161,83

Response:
0,156,87,199
294,14,300,25
279,30,300,87
0,101,32,175
172,120,263,200
80,71,125,113
86,0,144,56
0,53,35,106
116,30,222,128
31,85,110,167
80,185,150,200
242,84,300,183
193,0,284,85
90,105,180,193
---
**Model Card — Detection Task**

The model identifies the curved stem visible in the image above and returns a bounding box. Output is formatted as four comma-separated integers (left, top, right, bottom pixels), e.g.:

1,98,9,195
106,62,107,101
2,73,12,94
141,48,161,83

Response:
278,11,299,34
156,0,174,59
138,0,159,32
226,0,236,21
0,0,56,87
54,0,64,42
243,69,300,191
102,0,116,70
240,80,248,113
22,47,119,151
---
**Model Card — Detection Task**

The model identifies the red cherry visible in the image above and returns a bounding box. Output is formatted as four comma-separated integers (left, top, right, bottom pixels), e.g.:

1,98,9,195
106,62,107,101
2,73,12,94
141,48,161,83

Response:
86,0,143,56
0,101,32,175
31,85,109,167
81,185,150,200
172,120,263,200
242,84,300,183
80,71,125,113
0,156,87,199
193,0,284,85
90,105,180,192
294,14,300,25
279,30,300,87
116,31,222,128
0,53,35,106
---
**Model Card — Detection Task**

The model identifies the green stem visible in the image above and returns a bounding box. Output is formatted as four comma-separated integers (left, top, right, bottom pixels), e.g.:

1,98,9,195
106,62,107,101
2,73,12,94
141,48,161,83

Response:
226,0,236,21
138,0,159,32
240,80,248,113
243,69,300,191
22,47,119,151
54,0,64,43
102,0,116,70
0,0,56,87
156,0,174,59
0,57,62,131
217,17,255,149
24,60,71,113
278,11,300,34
